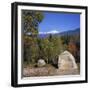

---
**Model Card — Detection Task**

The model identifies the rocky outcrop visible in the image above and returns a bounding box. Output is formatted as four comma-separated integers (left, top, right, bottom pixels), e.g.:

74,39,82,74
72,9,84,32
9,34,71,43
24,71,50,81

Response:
58,51,78,70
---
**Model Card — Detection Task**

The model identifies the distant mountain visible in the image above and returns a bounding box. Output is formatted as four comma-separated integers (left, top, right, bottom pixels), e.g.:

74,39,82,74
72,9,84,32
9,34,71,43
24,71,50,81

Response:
55,28,80,36
38,34,49,38
38,28,80,38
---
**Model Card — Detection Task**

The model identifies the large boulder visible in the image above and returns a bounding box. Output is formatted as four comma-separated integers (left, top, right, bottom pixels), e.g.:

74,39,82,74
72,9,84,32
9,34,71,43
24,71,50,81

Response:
37,59,46,67
58,51,78,70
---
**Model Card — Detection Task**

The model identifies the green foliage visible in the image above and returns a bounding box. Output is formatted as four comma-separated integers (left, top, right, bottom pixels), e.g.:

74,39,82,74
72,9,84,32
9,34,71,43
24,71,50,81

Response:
37,35,63,64
22,10,44,34
22,10,44,63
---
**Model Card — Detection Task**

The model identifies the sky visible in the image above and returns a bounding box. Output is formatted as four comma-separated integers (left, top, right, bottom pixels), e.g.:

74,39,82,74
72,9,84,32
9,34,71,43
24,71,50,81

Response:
38,12,80,34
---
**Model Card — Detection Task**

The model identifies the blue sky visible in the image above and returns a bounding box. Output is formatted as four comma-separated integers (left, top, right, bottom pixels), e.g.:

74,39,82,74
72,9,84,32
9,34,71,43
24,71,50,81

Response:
38,12,80,34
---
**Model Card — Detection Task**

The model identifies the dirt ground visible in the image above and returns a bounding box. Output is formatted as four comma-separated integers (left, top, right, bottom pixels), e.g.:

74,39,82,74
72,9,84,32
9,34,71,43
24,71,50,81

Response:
23,64,80,77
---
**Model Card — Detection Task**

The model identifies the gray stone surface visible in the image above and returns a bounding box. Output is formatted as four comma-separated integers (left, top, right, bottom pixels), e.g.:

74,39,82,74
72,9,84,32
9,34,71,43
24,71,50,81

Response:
37,59,46,67
58,51,78,70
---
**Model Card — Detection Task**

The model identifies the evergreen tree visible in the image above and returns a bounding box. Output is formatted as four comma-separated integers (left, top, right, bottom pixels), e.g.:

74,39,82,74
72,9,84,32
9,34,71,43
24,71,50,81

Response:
22,10,44,63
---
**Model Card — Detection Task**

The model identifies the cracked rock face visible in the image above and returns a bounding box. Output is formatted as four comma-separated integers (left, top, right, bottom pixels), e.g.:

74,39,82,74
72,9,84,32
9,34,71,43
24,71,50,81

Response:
58,51,78,70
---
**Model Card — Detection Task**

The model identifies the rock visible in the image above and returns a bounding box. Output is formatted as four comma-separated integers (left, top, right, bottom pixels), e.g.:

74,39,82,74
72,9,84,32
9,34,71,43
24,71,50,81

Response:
58,51,78,70
37,59,46,67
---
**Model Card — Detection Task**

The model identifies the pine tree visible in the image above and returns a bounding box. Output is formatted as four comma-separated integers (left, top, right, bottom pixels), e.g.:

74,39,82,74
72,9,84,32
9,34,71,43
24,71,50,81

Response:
22,10,44,63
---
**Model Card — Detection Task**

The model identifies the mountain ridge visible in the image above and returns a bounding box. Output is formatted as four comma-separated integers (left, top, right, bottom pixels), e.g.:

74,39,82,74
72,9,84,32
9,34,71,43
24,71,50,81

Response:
38,28,80,38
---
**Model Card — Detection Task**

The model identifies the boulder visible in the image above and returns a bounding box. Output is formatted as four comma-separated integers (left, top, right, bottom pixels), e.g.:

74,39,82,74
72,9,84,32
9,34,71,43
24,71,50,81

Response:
37,59,46,67
58,51,78,70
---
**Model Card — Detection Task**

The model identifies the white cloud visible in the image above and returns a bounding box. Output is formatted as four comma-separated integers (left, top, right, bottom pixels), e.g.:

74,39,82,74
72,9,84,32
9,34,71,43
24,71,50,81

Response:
39,30,59,34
